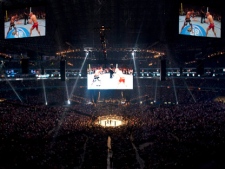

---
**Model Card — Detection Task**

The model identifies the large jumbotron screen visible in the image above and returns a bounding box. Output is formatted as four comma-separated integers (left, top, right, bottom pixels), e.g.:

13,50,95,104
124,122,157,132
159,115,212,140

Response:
87,63,133,90
4,6,46,39
179,3,221,38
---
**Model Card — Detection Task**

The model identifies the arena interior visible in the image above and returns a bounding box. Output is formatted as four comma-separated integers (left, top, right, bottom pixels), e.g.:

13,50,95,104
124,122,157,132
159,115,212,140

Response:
1,0,225,169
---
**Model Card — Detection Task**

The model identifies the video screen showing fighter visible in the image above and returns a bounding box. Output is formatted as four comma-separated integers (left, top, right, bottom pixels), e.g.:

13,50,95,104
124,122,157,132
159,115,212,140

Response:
5,14,21,37
179,3,221,38
4,6,46,39
87,63,133,90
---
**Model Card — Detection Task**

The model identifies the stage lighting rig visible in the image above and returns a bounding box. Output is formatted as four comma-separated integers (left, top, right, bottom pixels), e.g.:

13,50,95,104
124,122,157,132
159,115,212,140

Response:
95,26,110,60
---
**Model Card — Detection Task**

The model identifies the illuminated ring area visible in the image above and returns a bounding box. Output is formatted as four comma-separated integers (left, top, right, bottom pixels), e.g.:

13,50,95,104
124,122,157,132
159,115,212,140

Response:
95,115,127,127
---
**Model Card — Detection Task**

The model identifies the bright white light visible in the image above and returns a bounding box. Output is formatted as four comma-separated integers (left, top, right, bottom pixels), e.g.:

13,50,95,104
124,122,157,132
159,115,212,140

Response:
45,102,48,105
96,115,127,127
67,100,71,105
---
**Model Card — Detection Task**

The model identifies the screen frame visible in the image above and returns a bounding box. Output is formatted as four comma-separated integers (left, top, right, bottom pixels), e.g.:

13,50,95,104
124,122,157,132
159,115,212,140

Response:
3,2,46,39
87,63,134,90
178,3,222,38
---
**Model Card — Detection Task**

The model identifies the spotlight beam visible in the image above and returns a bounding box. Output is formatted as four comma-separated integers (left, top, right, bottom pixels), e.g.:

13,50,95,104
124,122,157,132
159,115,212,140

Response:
171,77,178,104
154,78,158,103
183,79,196,103
132,52,141,103
65,81,70,104
6,79,22,102
41,79,47,105
69,52,88,99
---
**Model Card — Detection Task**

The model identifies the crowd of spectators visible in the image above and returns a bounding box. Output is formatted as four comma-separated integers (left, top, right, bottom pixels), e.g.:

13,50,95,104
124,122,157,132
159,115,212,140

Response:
1,78,225,168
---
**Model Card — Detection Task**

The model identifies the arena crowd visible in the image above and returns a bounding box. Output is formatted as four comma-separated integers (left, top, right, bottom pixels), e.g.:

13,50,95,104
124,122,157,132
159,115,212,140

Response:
0,78,225,169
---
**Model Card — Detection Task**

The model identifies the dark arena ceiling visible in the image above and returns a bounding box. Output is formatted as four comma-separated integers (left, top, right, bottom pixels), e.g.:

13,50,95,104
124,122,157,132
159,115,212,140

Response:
0,0,224,64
